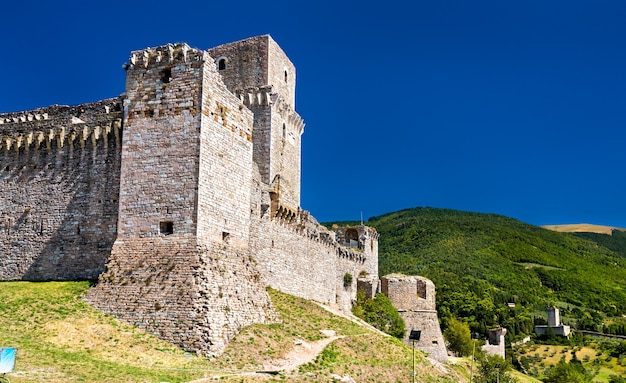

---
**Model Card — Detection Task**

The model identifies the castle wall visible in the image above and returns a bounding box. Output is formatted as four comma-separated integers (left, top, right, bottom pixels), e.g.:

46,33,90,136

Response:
210,36,302,211
267,37,296,107
249,180,379,310
0,100,122,280
1,36,388,358
268,98,303,210
207,36,270,95
251,217,337,304
207,35,296,107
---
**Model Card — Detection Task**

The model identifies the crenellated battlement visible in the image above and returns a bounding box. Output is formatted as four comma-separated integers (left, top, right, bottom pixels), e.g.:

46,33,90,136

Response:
0,98,121,127
272,94,305,135
0,99,123,152
126,43,204,70
0,119,122,152
237,86,273,107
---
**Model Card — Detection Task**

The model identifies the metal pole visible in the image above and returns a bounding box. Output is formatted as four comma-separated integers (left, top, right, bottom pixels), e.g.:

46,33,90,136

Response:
412,341,415,383
469,339,475,383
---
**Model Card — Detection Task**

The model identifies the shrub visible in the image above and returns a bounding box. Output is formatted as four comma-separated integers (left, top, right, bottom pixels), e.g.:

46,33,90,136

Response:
352,290,405,339
343,273,353,288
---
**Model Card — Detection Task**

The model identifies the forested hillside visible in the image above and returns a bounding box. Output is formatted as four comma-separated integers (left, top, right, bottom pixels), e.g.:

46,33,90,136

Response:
332,207,626,338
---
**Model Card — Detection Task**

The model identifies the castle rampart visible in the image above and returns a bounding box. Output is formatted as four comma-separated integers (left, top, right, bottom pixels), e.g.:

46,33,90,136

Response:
0,100,122,281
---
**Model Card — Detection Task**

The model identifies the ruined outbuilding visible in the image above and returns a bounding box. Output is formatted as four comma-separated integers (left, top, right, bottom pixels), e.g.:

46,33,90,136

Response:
370,274,449,362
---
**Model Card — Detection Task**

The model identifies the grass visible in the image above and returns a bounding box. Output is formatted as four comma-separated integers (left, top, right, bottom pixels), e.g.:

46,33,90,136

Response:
0,281,213,382
0,281,465,382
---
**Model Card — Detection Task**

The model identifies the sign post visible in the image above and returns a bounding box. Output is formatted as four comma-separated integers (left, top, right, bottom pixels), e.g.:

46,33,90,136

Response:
409,330,421,383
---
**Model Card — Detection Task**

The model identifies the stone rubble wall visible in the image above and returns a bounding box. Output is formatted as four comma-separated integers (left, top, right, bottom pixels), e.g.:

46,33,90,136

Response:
85,238,275,356
0,100,122,280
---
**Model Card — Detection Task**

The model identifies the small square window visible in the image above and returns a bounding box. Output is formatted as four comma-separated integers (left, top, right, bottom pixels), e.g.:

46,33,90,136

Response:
160,221,173,235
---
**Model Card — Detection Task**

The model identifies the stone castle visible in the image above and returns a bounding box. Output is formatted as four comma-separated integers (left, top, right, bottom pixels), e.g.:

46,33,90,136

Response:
0,35,446,360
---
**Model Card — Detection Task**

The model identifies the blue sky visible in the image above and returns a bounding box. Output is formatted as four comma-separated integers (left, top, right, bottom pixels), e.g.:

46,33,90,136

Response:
2,1,625,227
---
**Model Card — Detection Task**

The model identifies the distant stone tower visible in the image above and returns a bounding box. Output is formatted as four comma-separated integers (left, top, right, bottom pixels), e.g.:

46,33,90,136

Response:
208,35,304,214
547,306,560,327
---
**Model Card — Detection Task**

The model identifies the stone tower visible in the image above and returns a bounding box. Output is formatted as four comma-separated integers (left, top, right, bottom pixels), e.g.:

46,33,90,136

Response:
208,35,304,214
87,43,275,356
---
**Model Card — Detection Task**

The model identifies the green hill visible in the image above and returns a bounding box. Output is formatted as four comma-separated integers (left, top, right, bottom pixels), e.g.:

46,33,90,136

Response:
352,207,626,337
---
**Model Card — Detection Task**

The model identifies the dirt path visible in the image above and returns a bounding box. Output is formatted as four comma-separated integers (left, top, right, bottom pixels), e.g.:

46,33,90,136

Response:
186,330,342,382
261,330,342,372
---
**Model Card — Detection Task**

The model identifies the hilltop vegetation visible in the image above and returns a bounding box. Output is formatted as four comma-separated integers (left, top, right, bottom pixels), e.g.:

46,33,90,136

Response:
342,207,626,338
0,281,461,382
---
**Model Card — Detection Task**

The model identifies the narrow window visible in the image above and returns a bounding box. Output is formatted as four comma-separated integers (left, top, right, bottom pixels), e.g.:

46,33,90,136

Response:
160,221,173,235
282,123,286,138
218,58,227,71
161,68,172,83
284,70,288,82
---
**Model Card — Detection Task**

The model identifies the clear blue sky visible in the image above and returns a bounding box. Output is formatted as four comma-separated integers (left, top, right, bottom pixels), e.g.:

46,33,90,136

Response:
2,1,625,227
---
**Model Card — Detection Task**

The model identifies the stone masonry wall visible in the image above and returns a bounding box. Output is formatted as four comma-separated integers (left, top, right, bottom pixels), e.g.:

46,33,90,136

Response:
198,50,255,246
0,100,122,280
87,43,273,356
267,37,296,107
268,96,303,211
249,175,378,310
117,44,204,239
2,36,385,358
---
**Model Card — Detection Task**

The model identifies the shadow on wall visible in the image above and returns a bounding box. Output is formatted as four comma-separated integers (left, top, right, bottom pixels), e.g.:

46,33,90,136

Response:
0,130,121,281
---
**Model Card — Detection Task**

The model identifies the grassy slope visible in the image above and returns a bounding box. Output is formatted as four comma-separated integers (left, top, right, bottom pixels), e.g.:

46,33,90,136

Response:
360,207,626,317
0,281,462,383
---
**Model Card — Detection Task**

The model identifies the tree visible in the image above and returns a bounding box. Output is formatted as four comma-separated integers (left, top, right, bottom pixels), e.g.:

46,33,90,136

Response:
443,317,472,357
475,354,518,383
543,353,593,383
352,291,406,339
